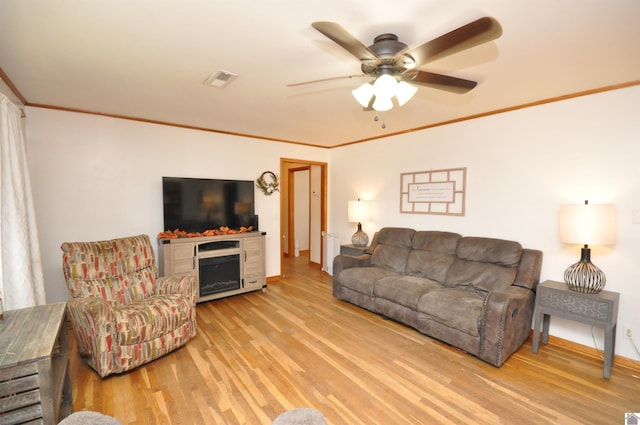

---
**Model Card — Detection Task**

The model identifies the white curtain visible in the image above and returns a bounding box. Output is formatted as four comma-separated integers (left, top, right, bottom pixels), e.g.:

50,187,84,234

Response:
0,93,46,310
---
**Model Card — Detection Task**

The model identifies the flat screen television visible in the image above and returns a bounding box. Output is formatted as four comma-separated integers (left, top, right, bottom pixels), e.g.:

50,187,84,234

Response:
162,177,257,232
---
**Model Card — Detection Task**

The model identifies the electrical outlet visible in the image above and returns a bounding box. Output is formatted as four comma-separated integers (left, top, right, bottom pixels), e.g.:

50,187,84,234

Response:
623,326,634,340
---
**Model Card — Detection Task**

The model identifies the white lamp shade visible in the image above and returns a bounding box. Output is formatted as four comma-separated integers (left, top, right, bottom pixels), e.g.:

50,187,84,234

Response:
372,95,393,112
395,81,418,106
352,75,417,111
373,74,398,99
352,83,374,107
559,203,616,245
348,200,370,223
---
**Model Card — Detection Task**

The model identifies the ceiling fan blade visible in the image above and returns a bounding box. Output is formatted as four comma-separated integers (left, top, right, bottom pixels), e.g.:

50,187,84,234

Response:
286,74,365,87
312,21,378,61
403,71,477,94
405,16,502,66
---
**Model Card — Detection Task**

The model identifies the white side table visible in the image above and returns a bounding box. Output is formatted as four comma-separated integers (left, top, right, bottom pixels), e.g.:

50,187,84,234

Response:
532,280,619,379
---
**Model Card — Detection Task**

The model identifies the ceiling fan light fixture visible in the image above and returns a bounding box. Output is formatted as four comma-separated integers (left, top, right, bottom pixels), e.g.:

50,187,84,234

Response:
352,82,374,107
396,81,418,106
312,17,502,113
373,74,398,99
372,95,393,112
352,75,415,111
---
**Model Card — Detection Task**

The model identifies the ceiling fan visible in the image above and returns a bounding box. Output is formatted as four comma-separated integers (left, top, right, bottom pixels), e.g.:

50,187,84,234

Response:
293,17,502,111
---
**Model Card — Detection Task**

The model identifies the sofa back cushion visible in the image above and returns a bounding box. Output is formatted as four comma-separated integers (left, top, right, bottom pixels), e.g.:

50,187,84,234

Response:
456,237,523,267
371,227,415,274
444,237,523,292
405,231,462,283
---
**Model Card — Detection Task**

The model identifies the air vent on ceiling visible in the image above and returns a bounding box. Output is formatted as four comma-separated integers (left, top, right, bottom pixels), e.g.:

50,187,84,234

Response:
203,70,238,88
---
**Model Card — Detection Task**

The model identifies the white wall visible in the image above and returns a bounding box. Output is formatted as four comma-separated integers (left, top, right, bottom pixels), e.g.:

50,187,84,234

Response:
328,85,640,361
19,85,640,361
24,107,329,303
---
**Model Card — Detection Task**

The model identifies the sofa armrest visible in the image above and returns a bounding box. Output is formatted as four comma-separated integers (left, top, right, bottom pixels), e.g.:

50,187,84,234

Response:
332,253,372,278
66,297,115,358
480,286,536,366
514,249,543,290
155,274,198,307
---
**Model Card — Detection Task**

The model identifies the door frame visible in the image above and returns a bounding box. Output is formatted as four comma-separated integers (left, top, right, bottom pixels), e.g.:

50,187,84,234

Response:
280,158,328,277
287,165,310,257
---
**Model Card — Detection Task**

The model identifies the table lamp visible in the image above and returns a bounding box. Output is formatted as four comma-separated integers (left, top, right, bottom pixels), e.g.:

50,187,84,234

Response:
348,199,370,247
559,200,616,294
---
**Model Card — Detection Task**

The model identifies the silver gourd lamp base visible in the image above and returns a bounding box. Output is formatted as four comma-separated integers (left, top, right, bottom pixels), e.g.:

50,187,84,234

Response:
351,222,369,247
564,245,606,294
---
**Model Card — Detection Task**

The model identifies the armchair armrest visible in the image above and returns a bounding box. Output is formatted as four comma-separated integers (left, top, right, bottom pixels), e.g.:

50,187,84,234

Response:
155,274,198,307
66,297,115,358
480,286,536,366
155,274,198,339
332,253,372,278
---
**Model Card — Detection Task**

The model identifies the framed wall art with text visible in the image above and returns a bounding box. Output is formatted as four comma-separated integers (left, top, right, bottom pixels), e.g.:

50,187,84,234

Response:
400,167,466,216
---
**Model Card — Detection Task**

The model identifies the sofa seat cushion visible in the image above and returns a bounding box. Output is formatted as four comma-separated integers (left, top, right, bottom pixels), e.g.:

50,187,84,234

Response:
416,288,486,337
338,267,397,296
113,294,192,345
374,275,441,310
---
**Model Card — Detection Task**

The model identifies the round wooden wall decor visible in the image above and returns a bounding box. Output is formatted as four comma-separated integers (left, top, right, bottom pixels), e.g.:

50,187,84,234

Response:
256,171,280,195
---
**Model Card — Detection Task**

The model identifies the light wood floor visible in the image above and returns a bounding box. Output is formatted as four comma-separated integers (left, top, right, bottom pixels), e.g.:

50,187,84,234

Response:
69,254,640,424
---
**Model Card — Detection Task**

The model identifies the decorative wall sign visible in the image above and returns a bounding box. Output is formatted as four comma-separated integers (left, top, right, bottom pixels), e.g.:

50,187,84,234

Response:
400,167,466,216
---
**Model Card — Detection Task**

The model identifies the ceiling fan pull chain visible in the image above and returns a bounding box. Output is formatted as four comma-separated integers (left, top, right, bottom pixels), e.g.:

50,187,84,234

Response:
373,113,386,129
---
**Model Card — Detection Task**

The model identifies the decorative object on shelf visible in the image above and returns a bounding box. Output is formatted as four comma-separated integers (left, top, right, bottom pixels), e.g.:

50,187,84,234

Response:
348,198,370,247
256,171,280,195
559,200,616,294
158,226,254,239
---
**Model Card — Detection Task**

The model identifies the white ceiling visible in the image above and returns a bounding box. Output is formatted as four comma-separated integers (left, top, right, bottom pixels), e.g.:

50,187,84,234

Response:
1,1,639,148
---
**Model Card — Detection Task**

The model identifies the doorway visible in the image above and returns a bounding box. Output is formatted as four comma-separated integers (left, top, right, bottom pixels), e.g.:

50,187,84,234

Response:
280,158,327,278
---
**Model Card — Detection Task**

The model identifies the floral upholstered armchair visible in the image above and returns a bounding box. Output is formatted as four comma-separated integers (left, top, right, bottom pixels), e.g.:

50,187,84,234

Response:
61,234,197,377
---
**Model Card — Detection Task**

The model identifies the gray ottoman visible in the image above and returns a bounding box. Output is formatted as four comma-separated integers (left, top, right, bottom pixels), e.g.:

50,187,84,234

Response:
272,407,327,425
58,411,122,425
